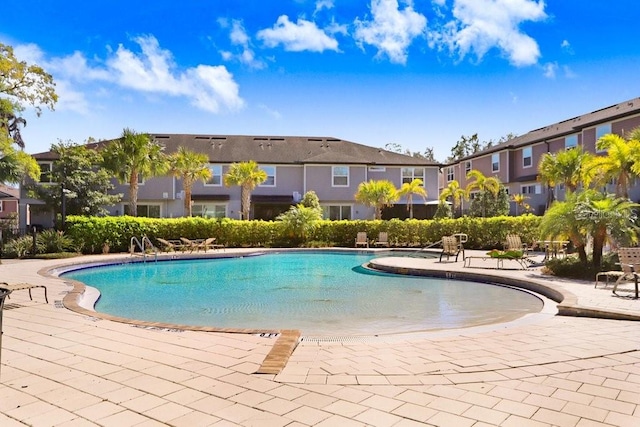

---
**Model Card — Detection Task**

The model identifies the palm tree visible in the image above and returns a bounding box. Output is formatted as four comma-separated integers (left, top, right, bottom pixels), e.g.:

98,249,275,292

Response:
439,179,466,217
397,178,427,219
511,193,530,216
223,160,267,220
101,128,167,216
538,192,587,264
169,146,212,217
574,192,639,268
465,170,500,217
538,148,591,207
589,128,640,198
354,180,398,220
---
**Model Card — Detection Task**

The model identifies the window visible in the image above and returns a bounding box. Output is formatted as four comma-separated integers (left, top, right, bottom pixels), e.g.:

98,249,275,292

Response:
595,124,612,152
565,134,578,149
205,165,222,186
323,205,351,220
332,166,349,186
521,184,541,194
192,203,226,218
522,147,532,168
402,167,425,184
260,165,276,186
491,153,500,172
126,174,145,185
0,201,3,212
446,167,454,182
124,204,160,218
38,162,53,183
464,161,472,174
469,191,478,200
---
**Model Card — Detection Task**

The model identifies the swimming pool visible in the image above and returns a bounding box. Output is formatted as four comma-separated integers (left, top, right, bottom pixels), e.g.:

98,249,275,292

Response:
63,251,544,336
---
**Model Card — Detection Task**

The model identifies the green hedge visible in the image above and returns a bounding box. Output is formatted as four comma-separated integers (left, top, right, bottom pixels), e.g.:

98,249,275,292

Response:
65,214,542,254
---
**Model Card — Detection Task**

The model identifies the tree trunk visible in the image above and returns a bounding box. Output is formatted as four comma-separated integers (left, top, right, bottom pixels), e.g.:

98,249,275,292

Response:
129,171,138,216
241,185,251,220
183,179,193,217
591,228,607,269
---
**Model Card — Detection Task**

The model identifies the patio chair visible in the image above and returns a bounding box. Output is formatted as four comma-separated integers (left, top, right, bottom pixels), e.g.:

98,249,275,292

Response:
197,237,223,252
373,232,390,247
612,247,640,298
180,237,198,252
504,234,530,255
440,235,463,262
355,232,369,248
0,282,48,303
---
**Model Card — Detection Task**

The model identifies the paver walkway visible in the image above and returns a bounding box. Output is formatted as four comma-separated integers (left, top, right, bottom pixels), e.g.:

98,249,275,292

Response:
1,251,639,426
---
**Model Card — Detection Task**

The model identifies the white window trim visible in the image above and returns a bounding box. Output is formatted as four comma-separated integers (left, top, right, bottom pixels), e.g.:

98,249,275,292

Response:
464,161,472,174
38,161,54,184
0,200,3,212
522,147,532,168
323,204,352,220
205,164,223,187
259,165,276,187
332,166,349,187
192,202,227,218
491,153,500,173
520,184,541,195
446,167,454,182
565,134,578,149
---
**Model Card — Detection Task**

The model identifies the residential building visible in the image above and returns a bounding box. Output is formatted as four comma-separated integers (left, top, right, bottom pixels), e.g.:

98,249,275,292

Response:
0,184,19,233
23,135,440,228
442,97,640,215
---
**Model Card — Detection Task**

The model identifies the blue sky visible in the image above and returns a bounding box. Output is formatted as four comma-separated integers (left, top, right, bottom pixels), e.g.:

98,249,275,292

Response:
2,0,639,162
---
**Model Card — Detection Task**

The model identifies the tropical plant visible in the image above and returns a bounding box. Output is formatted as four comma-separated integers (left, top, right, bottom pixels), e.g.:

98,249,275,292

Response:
574,192,639,268
465,170,501,217
397,178,427,219
4,235,40,258
588,128,640,198
276,204,323,245
439,179,466,217
354,180,399,220
37,229,74,253
538,148,591,207
168,146,212,216
433,201,452,219
538,192,587,264
223,160,267,220
299,191,322,216
511,193,531,216
101,128,168,216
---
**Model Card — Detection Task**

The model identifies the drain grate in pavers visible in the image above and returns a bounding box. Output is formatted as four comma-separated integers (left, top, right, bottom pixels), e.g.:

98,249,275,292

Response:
2,303,25,311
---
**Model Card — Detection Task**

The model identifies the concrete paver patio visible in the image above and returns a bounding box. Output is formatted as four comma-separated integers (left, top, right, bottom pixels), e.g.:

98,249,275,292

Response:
1,250,639,426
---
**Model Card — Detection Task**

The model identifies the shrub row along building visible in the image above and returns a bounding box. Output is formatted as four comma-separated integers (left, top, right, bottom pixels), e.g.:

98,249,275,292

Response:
19,96,640,229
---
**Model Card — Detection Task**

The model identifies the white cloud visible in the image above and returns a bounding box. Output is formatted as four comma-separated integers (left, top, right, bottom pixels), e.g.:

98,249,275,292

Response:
563,65,576,79
257,15,339,52
353,0,427,65
430,0,547,66
542,61,557,78
258,104,282,120
315,0,334,15
561,39,574,55
106,35,244,112
219,20,266,69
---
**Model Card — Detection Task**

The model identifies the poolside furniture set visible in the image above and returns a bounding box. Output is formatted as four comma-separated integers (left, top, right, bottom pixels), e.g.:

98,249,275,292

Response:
354,232,390,248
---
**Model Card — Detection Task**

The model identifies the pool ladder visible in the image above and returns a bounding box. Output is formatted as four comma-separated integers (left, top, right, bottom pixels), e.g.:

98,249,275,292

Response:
130,236,159,262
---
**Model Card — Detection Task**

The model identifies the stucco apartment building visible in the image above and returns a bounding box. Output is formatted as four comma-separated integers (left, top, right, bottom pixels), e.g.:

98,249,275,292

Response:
24,135,440,229
442,96,640,215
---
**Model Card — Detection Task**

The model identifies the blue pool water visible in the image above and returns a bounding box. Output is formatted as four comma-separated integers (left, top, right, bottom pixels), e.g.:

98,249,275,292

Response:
63,252,543,336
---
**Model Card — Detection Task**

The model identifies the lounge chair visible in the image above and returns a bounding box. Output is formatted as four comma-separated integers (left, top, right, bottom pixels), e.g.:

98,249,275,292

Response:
0,282,48,303
612,247,640,298
373,232,390,247
355,232,369,248
156,238,181,252
504,234,530,255
197,237,225,252
440,235,463,262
